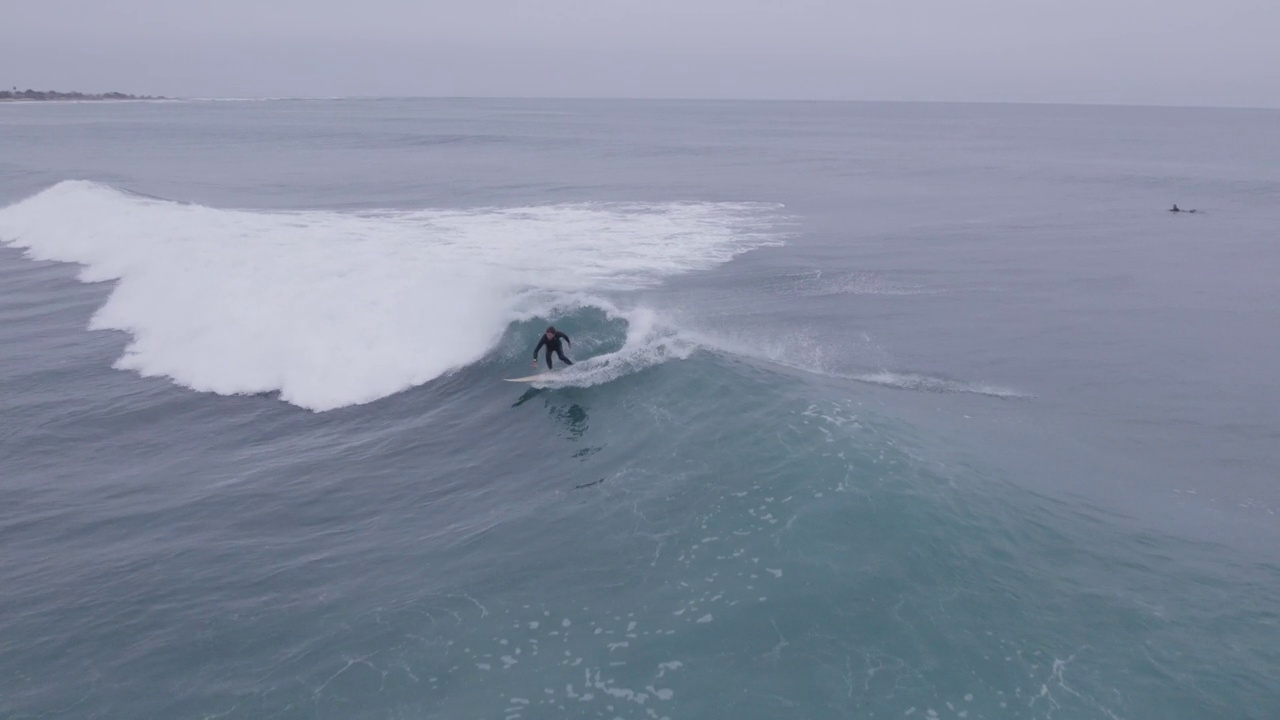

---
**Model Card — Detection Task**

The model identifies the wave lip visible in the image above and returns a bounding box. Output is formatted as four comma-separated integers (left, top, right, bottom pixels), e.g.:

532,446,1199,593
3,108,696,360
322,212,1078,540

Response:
646,326,1029,400
0,181,784,411
514,305,698,389
850,371,1031,398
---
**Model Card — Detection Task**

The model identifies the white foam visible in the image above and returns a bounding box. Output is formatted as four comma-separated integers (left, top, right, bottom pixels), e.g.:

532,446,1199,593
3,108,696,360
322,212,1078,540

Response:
0,181,782,410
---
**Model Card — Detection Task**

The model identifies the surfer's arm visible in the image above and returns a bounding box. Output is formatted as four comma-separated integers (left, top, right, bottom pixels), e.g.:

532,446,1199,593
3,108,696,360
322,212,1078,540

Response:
560,332,571,347
533,337,547,358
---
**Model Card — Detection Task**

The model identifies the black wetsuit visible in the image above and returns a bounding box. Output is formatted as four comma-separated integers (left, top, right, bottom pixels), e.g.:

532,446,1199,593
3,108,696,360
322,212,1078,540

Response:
534,331,573,369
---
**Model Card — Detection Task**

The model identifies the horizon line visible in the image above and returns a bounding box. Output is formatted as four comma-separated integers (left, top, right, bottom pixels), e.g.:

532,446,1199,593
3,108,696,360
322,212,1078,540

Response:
5,92,1278,112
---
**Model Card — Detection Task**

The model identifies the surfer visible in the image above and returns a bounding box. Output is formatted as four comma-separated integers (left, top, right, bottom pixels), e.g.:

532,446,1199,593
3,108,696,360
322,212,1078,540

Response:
1170,204,1197,213
533,326,573,370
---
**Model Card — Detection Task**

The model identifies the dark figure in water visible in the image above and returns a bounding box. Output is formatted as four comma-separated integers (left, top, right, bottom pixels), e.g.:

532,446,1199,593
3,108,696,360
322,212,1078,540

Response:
533,326,573,370
1170,204,1198,213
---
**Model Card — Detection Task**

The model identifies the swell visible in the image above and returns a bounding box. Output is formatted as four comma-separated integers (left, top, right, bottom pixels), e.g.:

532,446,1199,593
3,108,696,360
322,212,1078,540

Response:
0,181,1025,408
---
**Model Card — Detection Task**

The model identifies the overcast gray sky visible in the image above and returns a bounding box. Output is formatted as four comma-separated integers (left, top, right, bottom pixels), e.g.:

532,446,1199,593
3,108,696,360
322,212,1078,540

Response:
6,0,1279,107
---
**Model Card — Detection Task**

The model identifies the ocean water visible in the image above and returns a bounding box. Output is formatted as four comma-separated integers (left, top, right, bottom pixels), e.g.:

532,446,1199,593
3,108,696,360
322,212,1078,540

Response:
1,98,1278,720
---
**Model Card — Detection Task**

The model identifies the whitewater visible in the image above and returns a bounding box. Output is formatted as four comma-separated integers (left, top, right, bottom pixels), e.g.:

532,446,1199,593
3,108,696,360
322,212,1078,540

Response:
0,180,784,409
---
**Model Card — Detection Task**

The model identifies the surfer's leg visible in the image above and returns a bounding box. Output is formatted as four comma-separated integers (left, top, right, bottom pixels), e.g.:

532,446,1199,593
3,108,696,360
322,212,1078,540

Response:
544,348,554,370
556,349,573,366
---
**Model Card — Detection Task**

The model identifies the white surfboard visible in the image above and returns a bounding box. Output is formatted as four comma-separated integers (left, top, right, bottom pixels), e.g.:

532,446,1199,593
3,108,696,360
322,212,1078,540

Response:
504,372,557,383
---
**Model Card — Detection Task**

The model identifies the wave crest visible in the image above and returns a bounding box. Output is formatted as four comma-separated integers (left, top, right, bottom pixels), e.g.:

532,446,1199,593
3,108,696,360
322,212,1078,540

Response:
0,181,784,410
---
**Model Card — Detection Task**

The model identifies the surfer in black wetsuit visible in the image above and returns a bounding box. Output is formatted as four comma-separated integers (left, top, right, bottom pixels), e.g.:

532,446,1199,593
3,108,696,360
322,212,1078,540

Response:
533,326,573,370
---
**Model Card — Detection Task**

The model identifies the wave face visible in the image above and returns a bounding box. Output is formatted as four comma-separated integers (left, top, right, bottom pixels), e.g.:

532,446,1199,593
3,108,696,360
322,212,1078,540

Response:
0,181,783,410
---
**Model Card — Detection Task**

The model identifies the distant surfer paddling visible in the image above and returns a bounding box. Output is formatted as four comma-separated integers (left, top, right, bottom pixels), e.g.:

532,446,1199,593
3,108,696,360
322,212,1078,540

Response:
1170,204,1197,213
533,326,573,370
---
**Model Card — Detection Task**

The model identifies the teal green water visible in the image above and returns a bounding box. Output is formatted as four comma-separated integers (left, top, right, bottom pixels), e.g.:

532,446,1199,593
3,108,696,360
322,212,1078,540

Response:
1,99,1277,719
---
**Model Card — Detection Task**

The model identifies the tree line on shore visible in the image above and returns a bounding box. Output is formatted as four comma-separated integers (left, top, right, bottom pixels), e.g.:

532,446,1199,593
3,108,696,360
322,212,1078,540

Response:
1,88,165,101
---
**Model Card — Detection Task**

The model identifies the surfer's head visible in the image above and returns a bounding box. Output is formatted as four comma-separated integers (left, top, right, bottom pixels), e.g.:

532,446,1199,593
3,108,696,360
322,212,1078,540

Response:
545,326,557,337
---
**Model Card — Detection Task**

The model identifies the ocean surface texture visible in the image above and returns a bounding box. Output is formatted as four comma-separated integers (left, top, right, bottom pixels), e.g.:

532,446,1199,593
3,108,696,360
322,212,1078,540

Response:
1,99,1277,720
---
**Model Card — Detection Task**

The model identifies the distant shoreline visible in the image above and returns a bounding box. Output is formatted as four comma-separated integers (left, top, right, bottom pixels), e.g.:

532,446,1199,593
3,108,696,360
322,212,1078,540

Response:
0,89,166,102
